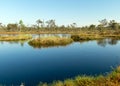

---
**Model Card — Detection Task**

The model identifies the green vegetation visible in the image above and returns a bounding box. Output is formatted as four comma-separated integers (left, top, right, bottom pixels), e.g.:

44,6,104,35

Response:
71,33,120,41
28,37,73,48
0,19,120,34
0,19,120,43
0,19,120,86
0,34,32,41
71,34,104,41
38,66,120,86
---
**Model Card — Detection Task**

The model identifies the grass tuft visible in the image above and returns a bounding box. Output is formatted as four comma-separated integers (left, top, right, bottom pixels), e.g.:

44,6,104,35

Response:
28,36,73,48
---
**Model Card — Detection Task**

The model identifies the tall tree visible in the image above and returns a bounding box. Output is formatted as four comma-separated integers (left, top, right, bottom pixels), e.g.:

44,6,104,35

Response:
99,19,108,27
0,23,2,31
109,20,119,30
70,23,77,29
19,20,24,32
109,20,116,26
7,23,18,31
0,23,2,26
36,19,43,29
89,24,96,30
111,23,119,30
46,19,56,29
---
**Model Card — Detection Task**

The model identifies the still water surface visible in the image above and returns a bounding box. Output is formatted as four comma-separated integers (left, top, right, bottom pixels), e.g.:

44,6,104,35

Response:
0,34,120,86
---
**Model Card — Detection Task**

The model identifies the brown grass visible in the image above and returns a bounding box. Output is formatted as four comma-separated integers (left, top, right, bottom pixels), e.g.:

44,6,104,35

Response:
28,37,73,48
38,66,120,86
0,34,32,41
71,33,120,41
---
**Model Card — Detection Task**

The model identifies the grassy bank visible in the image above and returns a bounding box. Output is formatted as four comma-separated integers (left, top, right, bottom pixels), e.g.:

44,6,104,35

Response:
28,37,73,48
38,66,120,86
0,29,120,34
0,34,32,41
71,33,120,41
0,32,120,43
71,34,104,41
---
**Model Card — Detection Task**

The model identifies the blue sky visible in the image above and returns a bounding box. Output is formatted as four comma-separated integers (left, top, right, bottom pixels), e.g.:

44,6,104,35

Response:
0,0,120,26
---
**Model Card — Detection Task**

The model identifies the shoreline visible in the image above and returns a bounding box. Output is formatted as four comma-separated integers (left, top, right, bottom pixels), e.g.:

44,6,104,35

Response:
37,66,120,86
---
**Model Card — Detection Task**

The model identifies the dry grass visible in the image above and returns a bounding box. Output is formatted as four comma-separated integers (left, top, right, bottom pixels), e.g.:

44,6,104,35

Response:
0,34,32,41
71,34,104,41
38,66,120,86
71,33,120,41
28,36,73,48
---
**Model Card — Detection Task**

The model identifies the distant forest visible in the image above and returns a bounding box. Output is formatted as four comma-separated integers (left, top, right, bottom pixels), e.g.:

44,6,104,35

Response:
0,19,120,32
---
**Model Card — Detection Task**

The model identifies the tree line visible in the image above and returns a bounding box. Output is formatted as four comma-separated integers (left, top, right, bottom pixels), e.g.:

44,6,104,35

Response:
0,19,120,32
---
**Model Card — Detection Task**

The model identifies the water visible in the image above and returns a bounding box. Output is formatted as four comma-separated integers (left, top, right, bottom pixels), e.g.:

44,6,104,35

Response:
0,35,120,86
32,34,71,38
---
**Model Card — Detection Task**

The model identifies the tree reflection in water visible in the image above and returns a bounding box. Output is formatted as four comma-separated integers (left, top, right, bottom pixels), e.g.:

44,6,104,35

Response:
97,38,118,47
0,38,119,48
0,40,27,47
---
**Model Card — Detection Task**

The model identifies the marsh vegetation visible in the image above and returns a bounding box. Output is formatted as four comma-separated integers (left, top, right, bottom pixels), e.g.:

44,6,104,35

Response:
0,19,120,86
0,19,120,34
0,34,32,41
28,36,73,48
38,66,120,86
71,33,120,41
